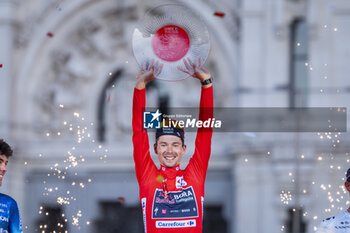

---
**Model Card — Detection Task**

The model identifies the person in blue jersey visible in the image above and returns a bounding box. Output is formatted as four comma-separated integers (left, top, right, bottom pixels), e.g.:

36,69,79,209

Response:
316,168,350,233
0,139,22,233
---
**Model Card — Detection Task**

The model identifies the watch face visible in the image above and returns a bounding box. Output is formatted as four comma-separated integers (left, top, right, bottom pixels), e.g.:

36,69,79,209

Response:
132,4,210,81
202,79,212,85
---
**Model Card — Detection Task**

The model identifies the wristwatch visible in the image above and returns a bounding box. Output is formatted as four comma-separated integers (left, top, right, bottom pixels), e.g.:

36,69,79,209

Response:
201,78,212,86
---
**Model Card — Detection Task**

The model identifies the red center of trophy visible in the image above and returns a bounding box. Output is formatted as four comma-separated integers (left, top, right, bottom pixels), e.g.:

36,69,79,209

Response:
152,25,190,62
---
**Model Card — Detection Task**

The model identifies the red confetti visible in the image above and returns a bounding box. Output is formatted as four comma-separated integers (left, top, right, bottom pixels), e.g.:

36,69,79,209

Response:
0,64,3,68
47,32,54,38
117,197,125,204
214,12,225,17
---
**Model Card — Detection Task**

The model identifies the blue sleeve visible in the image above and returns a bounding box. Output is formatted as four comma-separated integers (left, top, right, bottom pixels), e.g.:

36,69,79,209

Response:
9,200,22,233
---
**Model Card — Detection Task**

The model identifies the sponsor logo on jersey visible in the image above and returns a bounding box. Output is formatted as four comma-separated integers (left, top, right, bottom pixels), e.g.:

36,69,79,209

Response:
201,196,204,219
141,198,147,233
156,220,196,228
176,176,187,189
0,216,9,223
152,186,199,219
156,192,175,204
335,221,350,229
335,226,350,229
173,190,193,200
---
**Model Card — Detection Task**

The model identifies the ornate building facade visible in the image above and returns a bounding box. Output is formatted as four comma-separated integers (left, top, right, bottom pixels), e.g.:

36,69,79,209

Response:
0,0,350,232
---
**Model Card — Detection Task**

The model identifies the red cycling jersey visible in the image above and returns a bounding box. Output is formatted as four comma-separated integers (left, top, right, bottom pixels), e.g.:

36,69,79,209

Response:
132,86,213,233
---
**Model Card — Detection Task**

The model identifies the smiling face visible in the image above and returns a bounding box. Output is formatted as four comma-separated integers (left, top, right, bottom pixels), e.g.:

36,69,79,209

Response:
0,154,8,187
345,181,350,193
154,135,186,168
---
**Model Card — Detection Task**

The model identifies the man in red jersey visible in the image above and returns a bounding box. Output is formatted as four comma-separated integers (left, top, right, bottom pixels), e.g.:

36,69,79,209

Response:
132,58,213,233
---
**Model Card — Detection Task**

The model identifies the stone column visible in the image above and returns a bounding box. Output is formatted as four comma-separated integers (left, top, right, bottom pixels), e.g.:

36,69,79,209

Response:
0,0,14,137
0,1,26,223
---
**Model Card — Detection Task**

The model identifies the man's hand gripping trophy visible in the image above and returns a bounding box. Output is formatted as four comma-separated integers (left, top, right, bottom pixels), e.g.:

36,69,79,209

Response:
135,57,211,89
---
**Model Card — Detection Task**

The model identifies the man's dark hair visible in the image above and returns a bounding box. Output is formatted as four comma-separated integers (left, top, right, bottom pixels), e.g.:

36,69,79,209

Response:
346,168,350,183
0,139,13,158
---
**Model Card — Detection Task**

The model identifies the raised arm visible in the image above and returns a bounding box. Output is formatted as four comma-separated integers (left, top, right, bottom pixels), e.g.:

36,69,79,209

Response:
178,57,213,178
132,60,163,183
193,84,213,174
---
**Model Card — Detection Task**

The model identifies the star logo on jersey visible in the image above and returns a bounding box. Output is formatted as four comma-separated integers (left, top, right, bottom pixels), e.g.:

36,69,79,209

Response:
176,176,187,189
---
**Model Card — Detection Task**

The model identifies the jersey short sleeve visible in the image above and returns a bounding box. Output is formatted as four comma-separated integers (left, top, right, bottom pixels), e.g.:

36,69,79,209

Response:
9,199,23,233
0,193,22,233
316,211,350,233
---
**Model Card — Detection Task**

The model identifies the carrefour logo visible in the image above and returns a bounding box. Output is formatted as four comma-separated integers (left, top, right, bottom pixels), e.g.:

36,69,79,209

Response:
187,220,195,226
176,176,187,189
156,220,196,228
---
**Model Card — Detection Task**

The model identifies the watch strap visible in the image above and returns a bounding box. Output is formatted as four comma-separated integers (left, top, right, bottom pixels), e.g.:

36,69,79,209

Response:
201,78,212,85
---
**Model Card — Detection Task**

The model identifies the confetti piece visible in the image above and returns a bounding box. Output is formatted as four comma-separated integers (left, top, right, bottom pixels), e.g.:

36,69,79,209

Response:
47,32,54,38
156,175,164,183
106,94,111,102
214,12,225,17
117,197,125,204
0,64,3,68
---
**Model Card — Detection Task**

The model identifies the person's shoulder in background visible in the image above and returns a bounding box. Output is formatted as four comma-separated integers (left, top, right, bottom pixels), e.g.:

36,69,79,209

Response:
317,211,350,233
